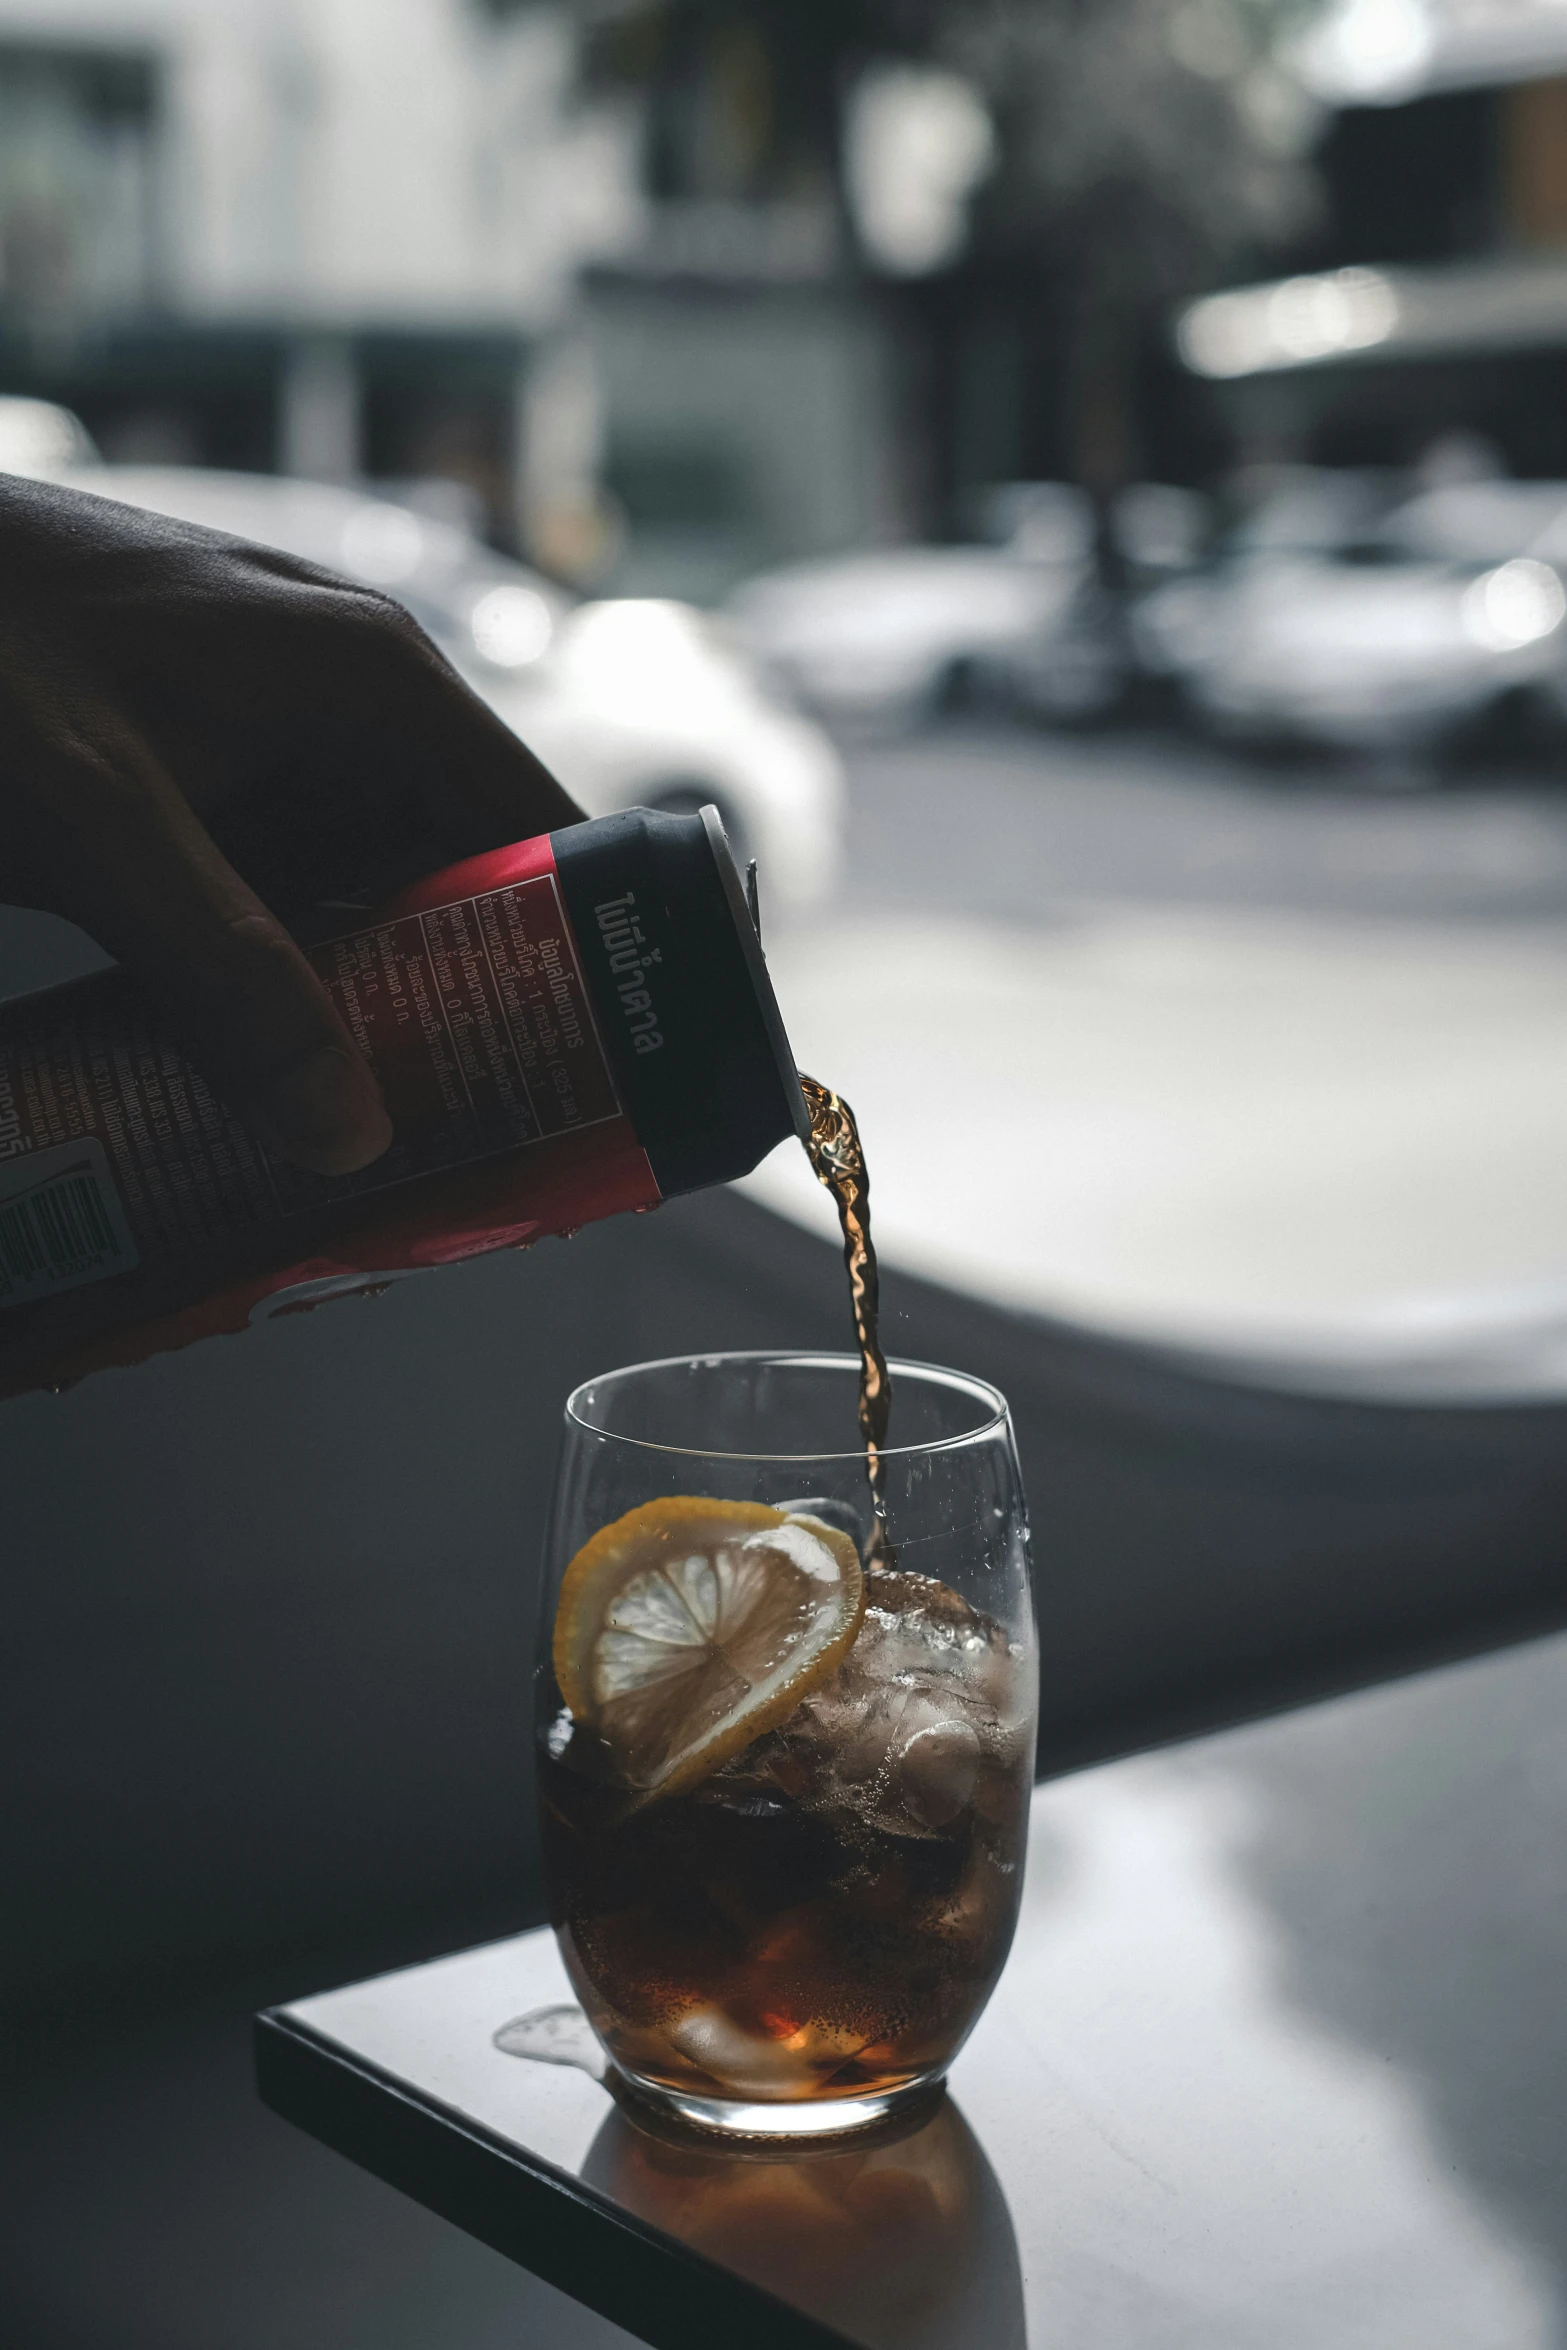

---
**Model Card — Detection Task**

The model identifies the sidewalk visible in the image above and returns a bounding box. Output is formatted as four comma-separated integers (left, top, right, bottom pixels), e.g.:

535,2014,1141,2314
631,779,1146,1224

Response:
745,904,1567,1394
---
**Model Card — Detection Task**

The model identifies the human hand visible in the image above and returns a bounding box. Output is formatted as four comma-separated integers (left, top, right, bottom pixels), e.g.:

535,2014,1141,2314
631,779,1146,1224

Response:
0,475,584,1174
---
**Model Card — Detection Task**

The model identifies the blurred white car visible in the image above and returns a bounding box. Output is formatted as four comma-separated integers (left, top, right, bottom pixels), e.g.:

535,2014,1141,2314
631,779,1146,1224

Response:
42,452,843,913
1135,471,1567,757
726,484,1127,731
0,393,99,476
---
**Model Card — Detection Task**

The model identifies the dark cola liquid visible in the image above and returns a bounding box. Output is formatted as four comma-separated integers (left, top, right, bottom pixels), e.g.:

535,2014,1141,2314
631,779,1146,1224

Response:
539,1570,1033,2108
798,1073,895,1561
539,1075,1033,2109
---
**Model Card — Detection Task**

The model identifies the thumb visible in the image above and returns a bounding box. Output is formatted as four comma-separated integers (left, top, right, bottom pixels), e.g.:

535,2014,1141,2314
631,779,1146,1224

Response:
2,648,392,1175
159,902,396,1179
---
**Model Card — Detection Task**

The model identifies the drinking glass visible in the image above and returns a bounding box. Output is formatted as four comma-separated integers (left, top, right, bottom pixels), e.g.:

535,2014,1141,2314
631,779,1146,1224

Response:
534,1350,1037,2139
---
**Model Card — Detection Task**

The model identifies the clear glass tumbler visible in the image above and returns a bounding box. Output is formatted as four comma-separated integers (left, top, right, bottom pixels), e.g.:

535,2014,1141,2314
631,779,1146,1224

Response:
534,1351,1037,2139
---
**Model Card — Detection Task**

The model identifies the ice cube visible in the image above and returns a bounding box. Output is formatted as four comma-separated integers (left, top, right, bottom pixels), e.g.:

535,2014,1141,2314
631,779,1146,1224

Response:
865,1573,1034,1756
895,1717,981,1829
774,1571,1028,1836
669,2007,869,2097
931,1837,1018,1959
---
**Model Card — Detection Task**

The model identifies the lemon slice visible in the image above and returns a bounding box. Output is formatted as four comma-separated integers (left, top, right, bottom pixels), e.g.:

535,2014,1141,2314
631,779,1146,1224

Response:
553,1496,865,1802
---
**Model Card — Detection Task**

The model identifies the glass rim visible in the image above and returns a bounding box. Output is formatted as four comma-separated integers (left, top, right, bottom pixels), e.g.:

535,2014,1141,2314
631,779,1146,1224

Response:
563,1349,1010,1464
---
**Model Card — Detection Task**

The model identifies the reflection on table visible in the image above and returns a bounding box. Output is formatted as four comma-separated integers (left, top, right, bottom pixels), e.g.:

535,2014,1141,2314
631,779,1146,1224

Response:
583,2089,1024,2350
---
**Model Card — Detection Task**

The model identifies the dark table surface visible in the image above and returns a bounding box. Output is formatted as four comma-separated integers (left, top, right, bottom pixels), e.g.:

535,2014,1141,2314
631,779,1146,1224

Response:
259,1626,1567,2349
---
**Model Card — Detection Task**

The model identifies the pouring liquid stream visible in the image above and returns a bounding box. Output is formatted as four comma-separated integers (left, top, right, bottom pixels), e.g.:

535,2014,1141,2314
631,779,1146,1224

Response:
799,1073,896,1565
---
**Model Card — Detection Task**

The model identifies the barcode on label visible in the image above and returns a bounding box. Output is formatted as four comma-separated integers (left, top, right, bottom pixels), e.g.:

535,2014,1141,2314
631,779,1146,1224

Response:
0,1139,139,1311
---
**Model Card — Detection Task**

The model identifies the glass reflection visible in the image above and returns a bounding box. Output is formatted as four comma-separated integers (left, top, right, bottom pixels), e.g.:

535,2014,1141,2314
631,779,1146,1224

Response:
581,2089,1026,2350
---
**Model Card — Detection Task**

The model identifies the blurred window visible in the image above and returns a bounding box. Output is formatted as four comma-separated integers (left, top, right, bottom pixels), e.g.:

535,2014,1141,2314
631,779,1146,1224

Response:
605,437,752,530
1316,88,1501,265
0,45,159,322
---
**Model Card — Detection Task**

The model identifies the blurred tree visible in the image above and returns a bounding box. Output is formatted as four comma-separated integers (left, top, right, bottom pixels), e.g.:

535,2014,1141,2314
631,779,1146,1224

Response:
937,0,1321,495
563,0,1322,496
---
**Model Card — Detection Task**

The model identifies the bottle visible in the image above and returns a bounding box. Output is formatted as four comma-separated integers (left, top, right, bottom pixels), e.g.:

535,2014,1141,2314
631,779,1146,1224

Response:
0,806,808,1399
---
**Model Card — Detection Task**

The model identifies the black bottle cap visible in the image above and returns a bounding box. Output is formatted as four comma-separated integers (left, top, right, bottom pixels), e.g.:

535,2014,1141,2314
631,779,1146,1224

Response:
551,806,810,1198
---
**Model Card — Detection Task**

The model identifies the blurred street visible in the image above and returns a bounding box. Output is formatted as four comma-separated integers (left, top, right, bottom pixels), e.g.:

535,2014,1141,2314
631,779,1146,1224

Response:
836,723,1567,928
746,724,1567,1383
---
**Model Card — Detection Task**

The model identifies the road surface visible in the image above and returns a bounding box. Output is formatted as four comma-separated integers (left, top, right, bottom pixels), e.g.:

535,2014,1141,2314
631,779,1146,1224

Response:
746,721,1567,1391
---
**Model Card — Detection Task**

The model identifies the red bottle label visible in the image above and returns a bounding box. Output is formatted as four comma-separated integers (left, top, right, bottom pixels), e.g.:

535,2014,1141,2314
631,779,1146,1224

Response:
289,860,623,1209
0,833,661,1393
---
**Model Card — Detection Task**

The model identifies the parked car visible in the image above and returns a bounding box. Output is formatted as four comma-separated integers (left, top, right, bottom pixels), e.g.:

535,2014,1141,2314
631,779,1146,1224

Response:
1134,470,1567,759
46,459,844,913
1131,468,1403,693
0,393,99,477
1110,481,1215,585
725,484,1128,732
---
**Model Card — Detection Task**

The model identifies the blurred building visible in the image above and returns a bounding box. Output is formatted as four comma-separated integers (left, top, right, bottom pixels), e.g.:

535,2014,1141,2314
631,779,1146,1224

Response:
0,2,950,589
560,19,951,599
1180,0,1567,474
0,0,640,539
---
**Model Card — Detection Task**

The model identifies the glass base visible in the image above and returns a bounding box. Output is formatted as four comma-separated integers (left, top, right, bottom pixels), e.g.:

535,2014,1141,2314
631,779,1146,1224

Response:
613,2065,946,2142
